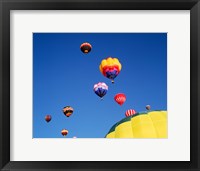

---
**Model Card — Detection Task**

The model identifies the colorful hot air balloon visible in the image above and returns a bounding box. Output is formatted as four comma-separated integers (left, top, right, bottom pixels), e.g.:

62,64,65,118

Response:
99,57,122,83
61,129,68,136
105,110,167,138
146,105,151,110
125,109,136,117
80,42,92,54
114,93,126,106
45,115,52,122
63,106,74,117
93,82,108,99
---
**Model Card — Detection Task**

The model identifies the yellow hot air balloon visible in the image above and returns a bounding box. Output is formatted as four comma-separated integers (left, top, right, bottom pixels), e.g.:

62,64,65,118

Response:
99,57,122,83
105,110,167,138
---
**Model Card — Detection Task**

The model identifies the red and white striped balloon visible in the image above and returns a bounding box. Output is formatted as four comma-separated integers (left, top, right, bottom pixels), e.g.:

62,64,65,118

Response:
125,109,136,117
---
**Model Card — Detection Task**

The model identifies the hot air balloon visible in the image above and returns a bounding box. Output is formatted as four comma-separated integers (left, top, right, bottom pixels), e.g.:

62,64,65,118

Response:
73,136,77,138
61,129,68,136
146,105,151,110
45,115,52,122
99,57,122,83
114,93,126,106
105,110,167,138
80,42,92,54
125,109,136,117
63,106,74,117
93,82,108,99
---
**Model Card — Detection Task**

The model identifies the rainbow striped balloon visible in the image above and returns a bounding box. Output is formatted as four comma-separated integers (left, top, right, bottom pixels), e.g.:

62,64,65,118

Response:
99,57,122,83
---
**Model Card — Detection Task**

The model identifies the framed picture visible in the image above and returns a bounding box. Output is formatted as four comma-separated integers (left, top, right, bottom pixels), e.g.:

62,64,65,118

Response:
0,0,199,170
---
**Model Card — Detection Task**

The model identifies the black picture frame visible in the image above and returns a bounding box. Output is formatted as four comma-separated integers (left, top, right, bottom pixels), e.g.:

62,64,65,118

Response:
0,0,200,171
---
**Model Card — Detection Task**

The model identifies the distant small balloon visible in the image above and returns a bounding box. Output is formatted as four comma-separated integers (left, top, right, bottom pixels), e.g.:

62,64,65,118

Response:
73,136,77,138
63,106,74,117
80,42,92,54
125,109,136,117
61,129,68,136
146,105,151,110
45,115,52,122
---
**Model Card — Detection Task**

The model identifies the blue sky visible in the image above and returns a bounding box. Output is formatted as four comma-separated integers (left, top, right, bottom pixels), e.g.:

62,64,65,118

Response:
33,33,167,138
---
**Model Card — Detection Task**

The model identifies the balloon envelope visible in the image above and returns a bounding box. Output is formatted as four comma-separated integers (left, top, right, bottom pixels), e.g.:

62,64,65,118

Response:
45,115,52,122
99,57,122,83
63,106,74,117
105,110,167,138
125,109,136,117
93,82,108,99
114,93,126,106
80,42,92,54
146,105,151,110
61,129,68,136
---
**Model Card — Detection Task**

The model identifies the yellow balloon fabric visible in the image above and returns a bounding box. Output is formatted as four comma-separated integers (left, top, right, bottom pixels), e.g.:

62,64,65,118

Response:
105,110,167,138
